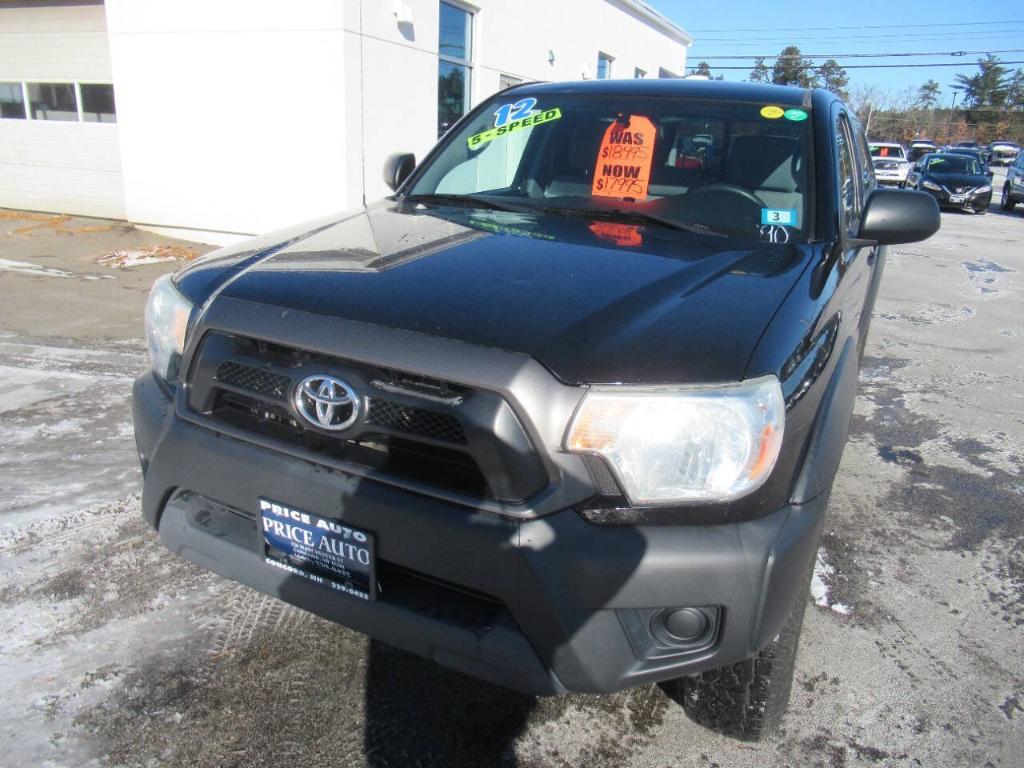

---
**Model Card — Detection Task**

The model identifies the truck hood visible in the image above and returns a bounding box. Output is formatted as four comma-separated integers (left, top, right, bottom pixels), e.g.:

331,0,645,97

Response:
178,201,813,385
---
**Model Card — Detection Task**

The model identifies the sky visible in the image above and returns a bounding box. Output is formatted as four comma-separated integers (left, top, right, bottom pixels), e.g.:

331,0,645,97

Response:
646,0,1023,104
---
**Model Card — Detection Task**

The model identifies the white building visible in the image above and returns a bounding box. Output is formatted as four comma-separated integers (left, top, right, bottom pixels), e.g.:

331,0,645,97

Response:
0,0,691,243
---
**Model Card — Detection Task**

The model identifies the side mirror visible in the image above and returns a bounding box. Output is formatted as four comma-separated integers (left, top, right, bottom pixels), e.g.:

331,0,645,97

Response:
383,152,416,192
858,188,940,245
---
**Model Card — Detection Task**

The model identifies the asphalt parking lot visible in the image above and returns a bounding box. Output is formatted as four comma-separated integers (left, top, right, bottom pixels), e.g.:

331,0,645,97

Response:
1,186,1022,766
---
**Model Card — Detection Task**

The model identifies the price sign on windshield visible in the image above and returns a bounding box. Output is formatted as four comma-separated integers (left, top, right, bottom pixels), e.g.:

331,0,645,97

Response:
592,115,657,200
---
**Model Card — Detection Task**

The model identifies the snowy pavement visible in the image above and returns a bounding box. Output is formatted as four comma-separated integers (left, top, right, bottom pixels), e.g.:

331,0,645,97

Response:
0,207,1022,766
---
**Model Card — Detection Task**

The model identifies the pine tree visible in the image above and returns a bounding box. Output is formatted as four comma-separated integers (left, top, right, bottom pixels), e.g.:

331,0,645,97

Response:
917,80,941,109
771,47,817,88
816,59,849,100
749,57,770,83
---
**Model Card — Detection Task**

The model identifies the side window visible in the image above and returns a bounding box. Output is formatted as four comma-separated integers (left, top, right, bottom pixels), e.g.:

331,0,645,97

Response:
852,124,875,194
835,115,861,234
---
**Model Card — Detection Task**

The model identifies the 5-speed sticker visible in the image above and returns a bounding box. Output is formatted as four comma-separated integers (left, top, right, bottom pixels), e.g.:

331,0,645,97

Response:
468,108,562,148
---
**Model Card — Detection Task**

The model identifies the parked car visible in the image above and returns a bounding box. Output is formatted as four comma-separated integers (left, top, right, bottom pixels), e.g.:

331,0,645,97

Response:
989,142,1020,167
133,80,939,741
945,146,992,175
909,139,939,162
869,142,910,187
907,152,993,213
1000,152,1024,212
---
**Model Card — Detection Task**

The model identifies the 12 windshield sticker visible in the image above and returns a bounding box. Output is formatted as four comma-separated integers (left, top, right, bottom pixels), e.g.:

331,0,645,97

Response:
467,99,562,148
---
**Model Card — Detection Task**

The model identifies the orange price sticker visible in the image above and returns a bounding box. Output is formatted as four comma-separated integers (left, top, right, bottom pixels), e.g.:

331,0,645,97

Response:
592,115,657,200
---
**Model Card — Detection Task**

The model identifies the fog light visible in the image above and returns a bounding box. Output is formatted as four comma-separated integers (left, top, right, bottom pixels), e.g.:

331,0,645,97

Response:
663,608,709,641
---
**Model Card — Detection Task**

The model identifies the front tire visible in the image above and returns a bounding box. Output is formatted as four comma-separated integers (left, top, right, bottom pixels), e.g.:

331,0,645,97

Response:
665,573,811,741
1002,185,1016,212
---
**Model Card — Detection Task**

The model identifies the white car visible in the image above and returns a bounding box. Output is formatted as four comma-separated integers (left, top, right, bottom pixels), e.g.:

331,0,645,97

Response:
989,143,1020,167
869,142,910,187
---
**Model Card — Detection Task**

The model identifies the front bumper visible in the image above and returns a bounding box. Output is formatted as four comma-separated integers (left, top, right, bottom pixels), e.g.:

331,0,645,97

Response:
135,371,827,696
920,186,992,211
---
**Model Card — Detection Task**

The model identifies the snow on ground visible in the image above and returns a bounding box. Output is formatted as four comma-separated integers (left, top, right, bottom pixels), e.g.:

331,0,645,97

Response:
811,548,853,615
0,258,74,278
0,334,145,531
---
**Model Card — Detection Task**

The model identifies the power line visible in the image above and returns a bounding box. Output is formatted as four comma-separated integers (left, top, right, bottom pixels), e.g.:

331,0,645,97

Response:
695,60,1024,70
688,19,1024,33
695,49,1024,61
695,30,1024,43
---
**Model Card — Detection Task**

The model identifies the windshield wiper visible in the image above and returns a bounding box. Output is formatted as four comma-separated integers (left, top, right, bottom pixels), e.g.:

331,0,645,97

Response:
405,193,526,213
538,204,728,238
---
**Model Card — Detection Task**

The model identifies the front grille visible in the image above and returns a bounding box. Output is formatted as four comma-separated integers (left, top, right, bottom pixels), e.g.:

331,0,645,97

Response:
216,362,291,399
211,390,490,498
186,332,549,503
367,398,466,444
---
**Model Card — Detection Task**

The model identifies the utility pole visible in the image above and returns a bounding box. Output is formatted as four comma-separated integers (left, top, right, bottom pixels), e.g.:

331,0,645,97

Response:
945,91,958,143
865,102,874,137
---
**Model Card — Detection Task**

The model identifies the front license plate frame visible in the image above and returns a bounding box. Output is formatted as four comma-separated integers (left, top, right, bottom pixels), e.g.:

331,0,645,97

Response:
259,498,376,601
948,194,965,204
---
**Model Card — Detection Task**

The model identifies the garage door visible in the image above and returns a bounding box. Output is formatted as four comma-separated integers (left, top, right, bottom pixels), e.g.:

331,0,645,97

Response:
0,2,126,220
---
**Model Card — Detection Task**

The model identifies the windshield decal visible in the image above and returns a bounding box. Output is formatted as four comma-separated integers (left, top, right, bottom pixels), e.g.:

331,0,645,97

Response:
783,108,808,122
760,105,784,119
467,107,562,149
592,115,657,200
493,97,537,128
761,208,798,227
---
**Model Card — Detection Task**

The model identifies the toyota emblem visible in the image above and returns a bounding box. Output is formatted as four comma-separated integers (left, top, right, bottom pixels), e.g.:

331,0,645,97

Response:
293,375,360,431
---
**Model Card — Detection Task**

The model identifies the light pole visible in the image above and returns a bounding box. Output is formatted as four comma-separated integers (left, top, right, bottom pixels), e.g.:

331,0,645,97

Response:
945,91,959,144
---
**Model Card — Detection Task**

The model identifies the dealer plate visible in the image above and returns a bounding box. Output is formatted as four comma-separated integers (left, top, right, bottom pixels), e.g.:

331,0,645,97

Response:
259,498,376,600
948,194,965,204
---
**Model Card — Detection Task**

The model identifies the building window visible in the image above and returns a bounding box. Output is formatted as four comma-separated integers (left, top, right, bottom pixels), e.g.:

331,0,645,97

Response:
634,68,646,79
28,83,78,121
0,82,26,119
2,81,117,123
438,1,472,136
596,53,613,80
80,83,116,123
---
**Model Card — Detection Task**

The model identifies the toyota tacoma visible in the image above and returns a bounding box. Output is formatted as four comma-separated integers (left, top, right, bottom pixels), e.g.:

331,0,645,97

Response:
134,80,939,740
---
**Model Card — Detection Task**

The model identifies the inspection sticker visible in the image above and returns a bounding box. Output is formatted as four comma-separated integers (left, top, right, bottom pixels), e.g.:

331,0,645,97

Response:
468,108,562,148
784,108,809,122
760,105,784,119
761,208,798,226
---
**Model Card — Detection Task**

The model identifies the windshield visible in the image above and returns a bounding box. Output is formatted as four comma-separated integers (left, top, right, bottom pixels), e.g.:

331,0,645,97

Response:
408,92,813,242
926,155,981,175
870,145,905,159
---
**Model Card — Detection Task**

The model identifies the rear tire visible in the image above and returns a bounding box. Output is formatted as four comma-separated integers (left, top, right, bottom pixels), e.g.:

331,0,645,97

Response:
665,571,812,741
1002,185,1016,212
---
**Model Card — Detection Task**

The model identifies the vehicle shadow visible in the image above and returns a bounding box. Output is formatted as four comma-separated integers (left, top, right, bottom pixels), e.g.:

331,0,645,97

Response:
363,640,536,768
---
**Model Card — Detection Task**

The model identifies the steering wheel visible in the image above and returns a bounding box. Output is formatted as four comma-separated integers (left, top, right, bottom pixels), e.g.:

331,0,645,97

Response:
686,183,764,207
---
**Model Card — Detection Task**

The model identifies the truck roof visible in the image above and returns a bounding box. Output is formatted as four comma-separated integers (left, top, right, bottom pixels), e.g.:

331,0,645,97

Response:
509,78,813,107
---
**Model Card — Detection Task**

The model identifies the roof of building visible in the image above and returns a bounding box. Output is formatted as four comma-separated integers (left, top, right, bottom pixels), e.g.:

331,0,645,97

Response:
614,0,693,45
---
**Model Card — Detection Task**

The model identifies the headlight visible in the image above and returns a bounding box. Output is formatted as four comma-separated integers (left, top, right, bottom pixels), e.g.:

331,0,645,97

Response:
921,180,942,192
565,376,785,505
973,185,991,195
144,273,194,381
